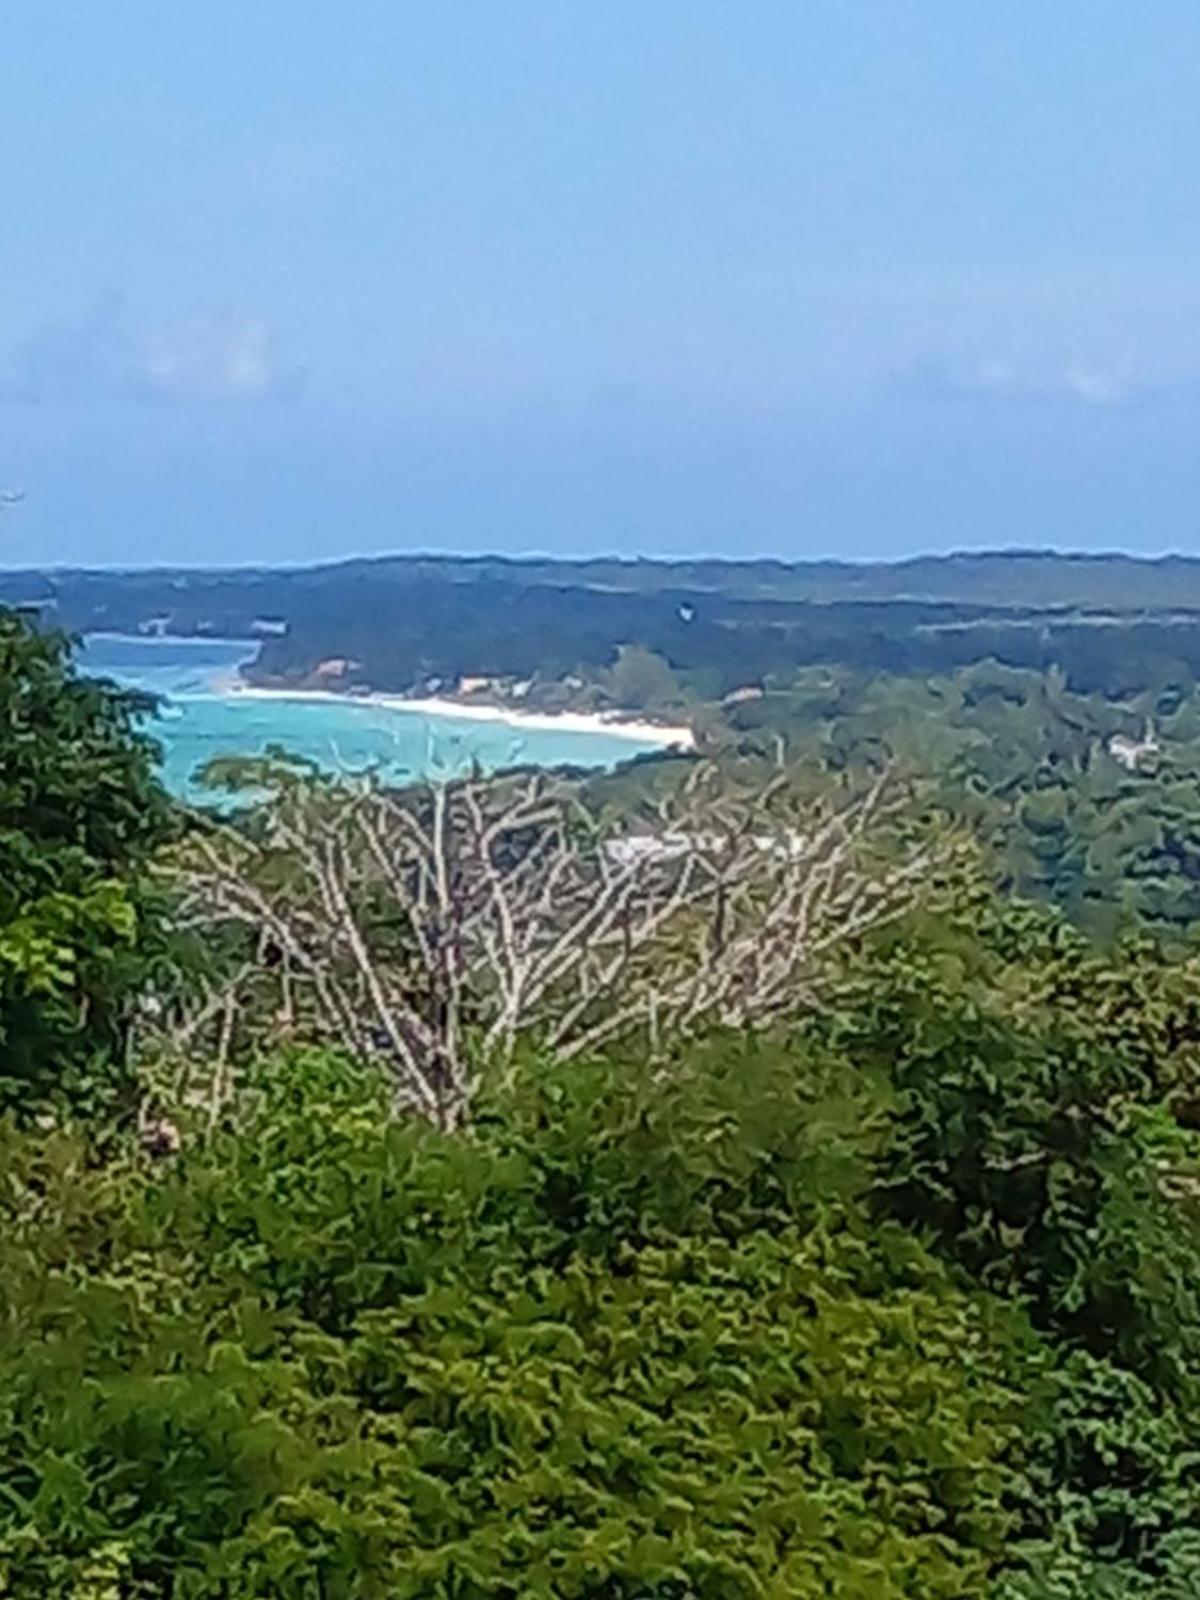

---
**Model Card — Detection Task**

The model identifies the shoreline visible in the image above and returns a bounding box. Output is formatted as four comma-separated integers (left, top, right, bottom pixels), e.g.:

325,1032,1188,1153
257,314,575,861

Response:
76,635,695,750
228,684,695,750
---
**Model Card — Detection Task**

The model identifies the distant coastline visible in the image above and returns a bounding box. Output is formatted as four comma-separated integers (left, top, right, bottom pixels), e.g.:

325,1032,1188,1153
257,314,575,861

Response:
77,632,695,753
229,683,695,751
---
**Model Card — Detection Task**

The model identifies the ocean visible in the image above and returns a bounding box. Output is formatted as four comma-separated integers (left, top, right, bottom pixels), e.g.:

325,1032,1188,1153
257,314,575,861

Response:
78,635,664,802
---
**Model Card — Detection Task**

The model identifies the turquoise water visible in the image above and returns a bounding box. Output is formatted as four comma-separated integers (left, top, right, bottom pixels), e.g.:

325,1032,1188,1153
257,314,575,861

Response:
79,635,662,801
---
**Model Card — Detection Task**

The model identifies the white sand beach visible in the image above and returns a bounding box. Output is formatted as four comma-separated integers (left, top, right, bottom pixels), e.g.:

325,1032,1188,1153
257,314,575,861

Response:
231,684,695,750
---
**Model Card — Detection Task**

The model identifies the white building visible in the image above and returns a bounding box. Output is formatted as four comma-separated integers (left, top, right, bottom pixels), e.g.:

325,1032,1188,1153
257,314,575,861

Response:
1108,722,1159,771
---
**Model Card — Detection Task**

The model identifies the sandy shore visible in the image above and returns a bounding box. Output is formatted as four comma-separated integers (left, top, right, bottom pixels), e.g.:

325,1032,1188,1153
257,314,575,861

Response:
230,684,695,750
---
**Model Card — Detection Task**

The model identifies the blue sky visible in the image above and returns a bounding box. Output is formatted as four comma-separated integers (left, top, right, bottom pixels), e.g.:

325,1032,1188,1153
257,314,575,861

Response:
2,1,1199,566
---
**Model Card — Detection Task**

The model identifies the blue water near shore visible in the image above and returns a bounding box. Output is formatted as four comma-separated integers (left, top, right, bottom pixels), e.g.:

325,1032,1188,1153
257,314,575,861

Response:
79,635,663,801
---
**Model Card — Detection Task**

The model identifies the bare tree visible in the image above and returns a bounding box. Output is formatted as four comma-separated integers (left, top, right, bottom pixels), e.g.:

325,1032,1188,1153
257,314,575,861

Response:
156,762,953,1129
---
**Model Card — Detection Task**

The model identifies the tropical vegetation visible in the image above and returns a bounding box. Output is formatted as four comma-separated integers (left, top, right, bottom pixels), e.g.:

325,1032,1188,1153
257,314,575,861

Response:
0,615,174,1120
5,602,1200,1595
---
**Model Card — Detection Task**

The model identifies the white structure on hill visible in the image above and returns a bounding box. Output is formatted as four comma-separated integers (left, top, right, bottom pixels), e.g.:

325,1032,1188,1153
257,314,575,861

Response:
1108,721,1159,771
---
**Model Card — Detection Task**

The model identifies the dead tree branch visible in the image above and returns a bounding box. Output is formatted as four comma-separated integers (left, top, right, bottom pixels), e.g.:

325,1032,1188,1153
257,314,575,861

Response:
152,763,954,1129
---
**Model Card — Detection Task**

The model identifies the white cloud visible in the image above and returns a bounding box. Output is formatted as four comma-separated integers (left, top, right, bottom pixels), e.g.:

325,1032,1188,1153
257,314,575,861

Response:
0,293,304,404
139,308,301,402
900,353,1133,407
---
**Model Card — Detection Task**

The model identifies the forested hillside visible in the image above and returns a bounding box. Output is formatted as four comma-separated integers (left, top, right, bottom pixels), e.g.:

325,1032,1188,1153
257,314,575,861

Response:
13,547,1200,617
708,662,1200,941
12,550,1200,702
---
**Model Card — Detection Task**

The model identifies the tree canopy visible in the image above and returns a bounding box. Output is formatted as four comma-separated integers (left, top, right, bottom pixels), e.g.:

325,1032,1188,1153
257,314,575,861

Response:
0,613,175,1118
5,886,1200,1593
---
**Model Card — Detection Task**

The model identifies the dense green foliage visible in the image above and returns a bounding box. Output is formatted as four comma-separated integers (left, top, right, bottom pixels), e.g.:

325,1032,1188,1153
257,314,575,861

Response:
722,662,1200,939
5,893,1200,1594
0,1035,1022,1597
0,614,175,1118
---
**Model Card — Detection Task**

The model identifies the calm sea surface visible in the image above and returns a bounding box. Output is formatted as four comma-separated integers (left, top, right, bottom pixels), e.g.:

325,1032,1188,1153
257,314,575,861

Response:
78,635,662,801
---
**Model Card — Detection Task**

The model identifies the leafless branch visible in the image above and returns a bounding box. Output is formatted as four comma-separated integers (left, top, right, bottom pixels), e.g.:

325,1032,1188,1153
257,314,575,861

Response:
151,763,952,1129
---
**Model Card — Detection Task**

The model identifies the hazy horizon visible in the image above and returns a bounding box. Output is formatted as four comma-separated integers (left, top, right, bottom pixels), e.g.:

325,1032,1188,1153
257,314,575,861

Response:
16,544,1200,585
3,4,1199,566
